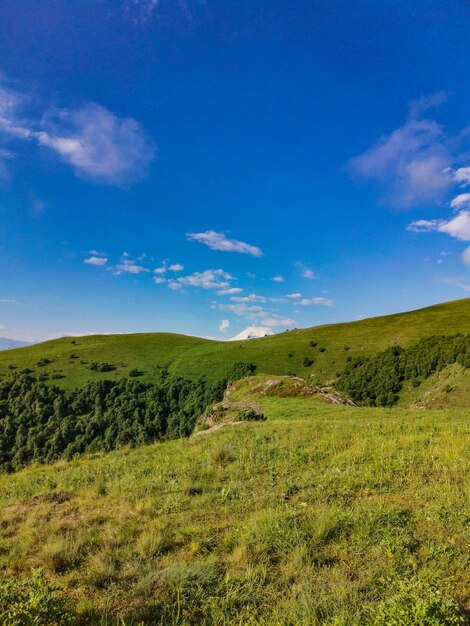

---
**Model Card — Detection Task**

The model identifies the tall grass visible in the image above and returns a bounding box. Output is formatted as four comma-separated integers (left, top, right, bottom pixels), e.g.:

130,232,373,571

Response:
1,398,470,623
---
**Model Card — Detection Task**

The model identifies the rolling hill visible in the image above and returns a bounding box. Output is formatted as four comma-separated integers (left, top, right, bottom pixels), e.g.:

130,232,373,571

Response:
3,299,470,624
2,297,470,390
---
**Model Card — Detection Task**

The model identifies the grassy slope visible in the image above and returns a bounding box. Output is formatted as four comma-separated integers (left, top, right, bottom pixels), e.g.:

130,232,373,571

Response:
2,297,470,389
1,390,469,624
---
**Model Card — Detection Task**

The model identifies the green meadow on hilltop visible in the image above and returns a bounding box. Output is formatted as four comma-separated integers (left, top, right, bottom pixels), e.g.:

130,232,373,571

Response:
2,298,470,624
2,298,470,391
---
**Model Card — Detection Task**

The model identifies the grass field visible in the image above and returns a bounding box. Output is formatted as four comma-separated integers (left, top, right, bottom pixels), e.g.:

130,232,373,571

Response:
2,389,470,624
2,297,470,391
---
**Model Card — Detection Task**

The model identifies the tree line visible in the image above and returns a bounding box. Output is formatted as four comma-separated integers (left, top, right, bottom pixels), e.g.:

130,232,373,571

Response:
336,334,470,406
0,363,255,472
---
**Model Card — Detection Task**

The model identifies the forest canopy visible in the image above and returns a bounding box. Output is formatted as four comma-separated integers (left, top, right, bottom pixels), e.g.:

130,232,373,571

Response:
0,362,255,472
336,334,470,406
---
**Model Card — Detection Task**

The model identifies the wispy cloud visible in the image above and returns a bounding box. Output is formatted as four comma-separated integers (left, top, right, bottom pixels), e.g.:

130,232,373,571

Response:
0,79,155,186
154,262,184,274
450,194,470,210
272,275,284,282
186,230,263,257
112,258,150,275
408,211,470,241
84,255,108,266
437,275,470,292
168,268,233,290
231,293,266,303
215,301,296,328
302,268,315,280
262,315,297,327
299,297,333,306
348,93,454,208
219,319,230,332
217,287,242,295
286,293,302,299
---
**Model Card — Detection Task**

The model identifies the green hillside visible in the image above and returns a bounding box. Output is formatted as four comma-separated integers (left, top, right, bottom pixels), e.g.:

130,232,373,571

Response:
2,387,469,624
3,298,470,389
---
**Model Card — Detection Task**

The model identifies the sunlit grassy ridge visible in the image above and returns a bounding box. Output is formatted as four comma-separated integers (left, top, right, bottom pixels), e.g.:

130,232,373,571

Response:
3,298,470,389
1,391,470,624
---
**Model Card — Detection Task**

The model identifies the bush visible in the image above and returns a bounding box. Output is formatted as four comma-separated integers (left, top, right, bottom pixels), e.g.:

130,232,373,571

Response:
88,361,116,372
37,358,52,367
309,341,317,347
303,357,314,367
235,408,266,422
128,368,143,377
318,347,326,353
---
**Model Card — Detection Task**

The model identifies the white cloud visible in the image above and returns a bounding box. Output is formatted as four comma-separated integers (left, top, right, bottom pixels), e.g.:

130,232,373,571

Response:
217,287,243,295
186,230,263,257
154,266,167,274
84,255,108,266
454,167,470,186
169,268,233,290
272,275,284,282
262,315,297,327
113,259,150,275
450,194,470,210
231,293,266,303
299,297,334,306
219,319,230,332
36,104,155,185
153,276,166,284
408,210,470,242
302,268,314,279
286,293,302,299
348,96,453,208
462,247,470,266
0,78,155,186
168,281,182,290
406,219,442,233
216,302,265,319
168,263,184,272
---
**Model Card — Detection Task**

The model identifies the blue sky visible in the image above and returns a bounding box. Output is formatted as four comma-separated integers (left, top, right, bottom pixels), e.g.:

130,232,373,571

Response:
2,0,470,342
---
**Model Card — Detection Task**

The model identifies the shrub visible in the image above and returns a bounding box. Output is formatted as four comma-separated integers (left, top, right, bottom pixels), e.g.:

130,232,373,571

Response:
303,357,314,368
88,361,116,372
235,408,266,422
128,368,143,377
309,341,317,347
37,358,52,367
318,347,326,353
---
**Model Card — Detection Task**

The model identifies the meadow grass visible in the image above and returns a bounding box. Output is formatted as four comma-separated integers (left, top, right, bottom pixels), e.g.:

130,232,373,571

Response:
2,297,470,390
1,393,469,624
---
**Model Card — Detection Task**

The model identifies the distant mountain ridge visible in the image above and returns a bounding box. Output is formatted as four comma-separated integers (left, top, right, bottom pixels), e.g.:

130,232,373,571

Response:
0,337,31,351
